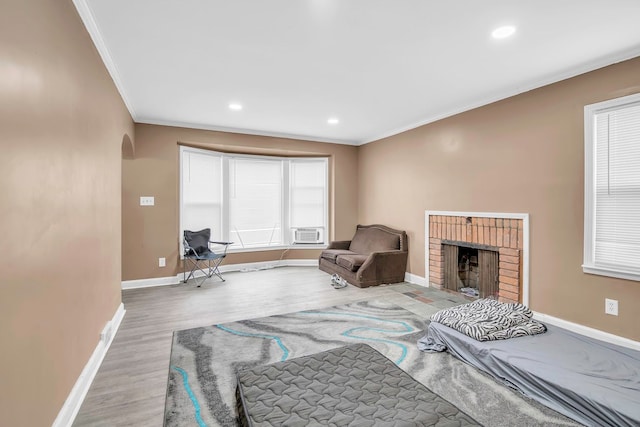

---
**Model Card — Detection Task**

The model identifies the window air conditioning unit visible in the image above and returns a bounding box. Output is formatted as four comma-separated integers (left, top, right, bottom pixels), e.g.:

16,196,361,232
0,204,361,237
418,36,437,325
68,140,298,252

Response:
293,228,323,244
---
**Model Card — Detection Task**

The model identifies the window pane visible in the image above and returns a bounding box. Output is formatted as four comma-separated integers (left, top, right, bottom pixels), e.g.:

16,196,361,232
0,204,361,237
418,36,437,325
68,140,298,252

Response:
229,158,282,247
593,103,640,271
181,149,329,251
182,151,222,240
290,160,326,229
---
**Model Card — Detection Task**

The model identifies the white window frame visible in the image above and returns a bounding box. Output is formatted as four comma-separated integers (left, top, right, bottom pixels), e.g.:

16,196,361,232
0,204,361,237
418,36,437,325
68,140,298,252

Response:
179,147,223,253
179,146,328,253
583,92,640,281
288,157,329,236
226,154,285,249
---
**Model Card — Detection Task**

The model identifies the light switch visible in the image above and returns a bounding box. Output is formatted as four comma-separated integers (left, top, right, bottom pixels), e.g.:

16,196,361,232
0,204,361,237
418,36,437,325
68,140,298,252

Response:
140,196,155,206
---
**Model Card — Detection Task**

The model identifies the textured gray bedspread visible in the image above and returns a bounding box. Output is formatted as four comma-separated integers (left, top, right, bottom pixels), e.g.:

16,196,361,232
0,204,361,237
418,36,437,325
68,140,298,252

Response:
236,343,480,426
418,322,640,427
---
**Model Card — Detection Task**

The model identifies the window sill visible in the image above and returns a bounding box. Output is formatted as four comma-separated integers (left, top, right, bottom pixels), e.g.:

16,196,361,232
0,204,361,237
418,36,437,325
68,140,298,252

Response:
582,264,640,282
228,244,328,254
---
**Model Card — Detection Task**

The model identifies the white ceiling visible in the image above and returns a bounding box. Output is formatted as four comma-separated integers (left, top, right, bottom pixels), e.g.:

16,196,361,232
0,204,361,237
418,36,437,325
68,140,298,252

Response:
76,0,640,145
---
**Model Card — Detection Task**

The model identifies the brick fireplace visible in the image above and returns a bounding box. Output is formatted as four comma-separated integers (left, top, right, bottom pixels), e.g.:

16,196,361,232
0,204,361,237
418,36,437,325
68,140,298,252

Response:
425,211,529,304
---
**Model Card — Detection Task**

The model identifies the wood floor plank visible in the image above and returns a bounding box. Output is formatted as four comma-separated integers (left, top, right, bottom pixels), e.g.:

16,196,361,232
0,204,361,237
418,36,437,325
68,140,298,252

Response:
72,267,457,426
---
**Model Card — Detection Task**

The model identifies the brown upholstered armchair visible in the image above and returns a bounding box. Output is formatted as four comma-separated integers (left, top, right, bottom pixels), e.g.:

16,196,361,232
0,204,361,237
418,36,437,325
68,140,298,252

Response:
319,224,408,288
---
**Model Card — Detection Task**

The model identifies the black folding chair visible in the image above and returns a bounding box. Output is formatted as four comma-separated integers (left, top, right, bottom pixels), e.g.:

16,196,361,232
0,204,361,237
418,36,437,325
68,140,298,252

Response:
182,228,232,287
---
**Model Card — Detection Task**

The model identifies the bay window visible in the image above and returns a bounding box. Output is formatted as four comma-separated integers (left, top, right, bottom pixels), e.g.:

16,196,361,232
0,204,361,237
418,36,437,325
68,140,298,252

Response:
180,146,328,251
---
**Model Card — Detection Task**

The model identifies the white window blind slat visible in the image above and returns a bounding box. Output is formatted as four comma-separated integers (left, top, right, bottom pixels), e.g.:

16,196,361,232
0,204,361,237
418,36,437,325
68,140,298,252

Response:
229,158,283,248
290,160,327,230
181,151,223,240
591,101,640,274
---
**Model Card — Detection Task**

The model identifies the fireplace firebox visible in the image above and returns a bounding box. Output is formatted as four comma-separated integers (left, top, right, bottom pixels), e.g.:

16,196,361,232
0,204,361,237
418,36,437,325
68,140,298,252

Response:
426,212,527,304
442,242,499,299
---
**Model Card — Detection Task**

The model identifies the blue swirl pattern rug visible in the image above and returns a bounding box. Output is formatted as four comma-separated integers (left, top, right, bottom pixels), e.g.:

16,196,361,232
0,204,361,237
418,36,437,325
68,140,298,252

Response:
164,299,578,427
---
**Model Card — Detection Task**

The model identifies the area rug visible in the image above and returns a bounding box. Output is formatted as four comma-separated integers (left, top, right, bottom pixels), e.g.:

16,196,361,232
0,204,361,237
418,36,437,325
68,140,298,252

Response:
164,299,578,427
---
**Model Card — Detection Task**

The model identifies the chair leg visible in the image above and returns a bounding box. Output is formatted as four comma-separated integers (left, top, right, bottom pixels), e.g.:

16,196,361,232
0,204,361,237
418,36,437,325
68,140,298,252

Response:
183,258,204,286
210,257,225,281
183,257,187,283
194,259,206,287
183,256,226,287
205,258,214,279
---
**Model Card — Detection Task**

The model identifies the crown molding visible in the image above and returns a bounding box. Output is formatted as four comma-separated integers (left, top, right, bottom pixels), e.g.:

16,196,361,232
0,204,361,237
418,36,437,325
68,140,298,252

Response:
136,117,360,146
71,1,640,148
362,45,640,145
72,0,137,120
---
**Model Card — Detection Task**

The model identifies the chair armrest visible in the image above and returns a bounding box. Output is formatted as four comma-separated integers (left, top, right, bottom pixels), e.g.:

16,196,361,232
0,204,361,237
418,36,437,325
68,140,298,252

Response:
208,241,233,256
327,240,351,250
357,250,408,282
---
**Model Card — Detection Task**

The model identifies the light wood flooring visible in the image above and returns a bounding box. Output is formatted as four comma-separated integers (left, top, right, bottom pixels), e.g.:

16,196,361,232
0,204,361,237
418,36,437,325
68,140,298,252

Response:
73,267,467,426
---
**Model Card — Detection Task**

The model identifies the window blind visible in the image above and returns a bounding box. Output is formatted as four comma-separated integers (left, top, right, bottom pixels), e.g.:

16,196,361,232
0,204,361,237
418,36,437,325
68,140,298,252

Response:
228,157,283,248
181,150,223,240
290,159,327,229
593,102,640,273
180,146,328,251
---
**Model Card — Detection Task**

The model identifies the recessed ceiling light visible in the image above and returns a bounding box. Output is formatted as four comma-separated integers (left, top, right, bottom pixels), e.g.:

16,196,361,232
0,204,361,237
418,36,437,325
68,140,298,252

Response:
228,103,243,111
492,25,516,39
327,117,339,125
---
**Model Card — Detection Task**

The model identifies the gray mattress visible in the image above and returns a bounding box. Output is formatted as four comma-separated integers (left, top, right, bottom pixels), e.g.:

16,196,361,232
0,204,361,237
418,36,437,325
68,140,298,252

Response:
419,322,640,427
236,343,481,426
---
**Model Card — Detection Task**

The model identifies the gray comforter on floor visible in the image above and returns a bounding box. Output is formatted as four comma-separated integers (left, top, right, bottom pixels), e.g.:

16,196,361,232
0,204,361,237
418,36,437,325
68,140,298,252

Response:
418,321,640,427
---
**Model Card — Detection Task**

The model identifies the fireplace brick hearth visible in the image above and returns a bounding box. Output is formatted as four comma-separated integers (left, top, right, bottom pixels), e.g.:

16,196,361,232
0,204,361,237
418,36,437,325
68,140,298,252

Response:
428,215,524,303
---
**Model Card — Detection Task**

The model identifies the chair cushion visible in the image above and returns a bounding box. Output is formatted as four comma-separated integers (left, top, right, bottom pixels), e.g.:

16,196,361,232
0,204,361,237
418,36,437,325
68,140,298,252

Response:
349,227,400,255
320,249,354,262
336,254,368,272
184,229,211,255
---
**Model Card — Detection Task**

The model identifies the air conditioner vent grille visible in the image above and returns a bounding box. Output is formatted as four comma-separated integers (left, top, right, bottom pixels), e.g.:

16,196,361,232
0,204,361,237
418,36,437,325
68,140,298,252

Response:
293,228,323,244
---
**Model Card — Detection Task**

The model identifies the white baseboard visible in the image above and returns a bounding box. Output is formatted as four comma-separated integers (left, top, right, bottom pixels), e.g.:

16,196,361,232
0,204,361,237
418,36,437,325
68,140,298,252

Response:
121,275,179,290
52,303,126,427
221,259,318,273
404,272,427,287
532,311,640,352
273,259,319,267
121,259,320,290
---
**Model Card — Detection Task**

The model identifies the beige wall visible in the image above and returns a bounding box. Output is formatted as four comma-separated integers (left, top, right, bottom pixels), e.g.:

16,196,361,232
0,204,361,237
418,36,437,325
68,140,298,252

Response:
3,3,637,422
0,1,134,426
122,124,358,281
358,57,640,341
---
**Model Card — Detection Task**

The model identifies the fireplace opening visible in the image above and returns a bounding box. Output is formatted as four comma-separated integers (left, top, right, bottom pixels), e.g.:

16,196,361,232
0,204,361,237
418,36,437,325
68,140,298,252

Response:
443,243,499,299
428,213,526,304
458,246,478,296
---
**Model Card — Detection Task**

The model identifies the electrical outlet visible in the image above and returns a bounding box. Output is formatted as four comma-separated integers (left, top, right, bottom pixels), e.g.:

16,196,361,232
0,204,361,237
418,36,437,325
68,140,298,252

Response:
605,298,618,316
140,196,155,206
159,257,166,267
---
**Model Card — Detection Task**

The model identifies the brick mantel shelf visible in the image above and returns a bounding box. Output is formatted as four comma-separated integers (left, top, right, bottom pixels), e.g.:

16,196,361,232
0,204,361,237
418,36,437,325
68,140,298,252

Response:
425,211,530,306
